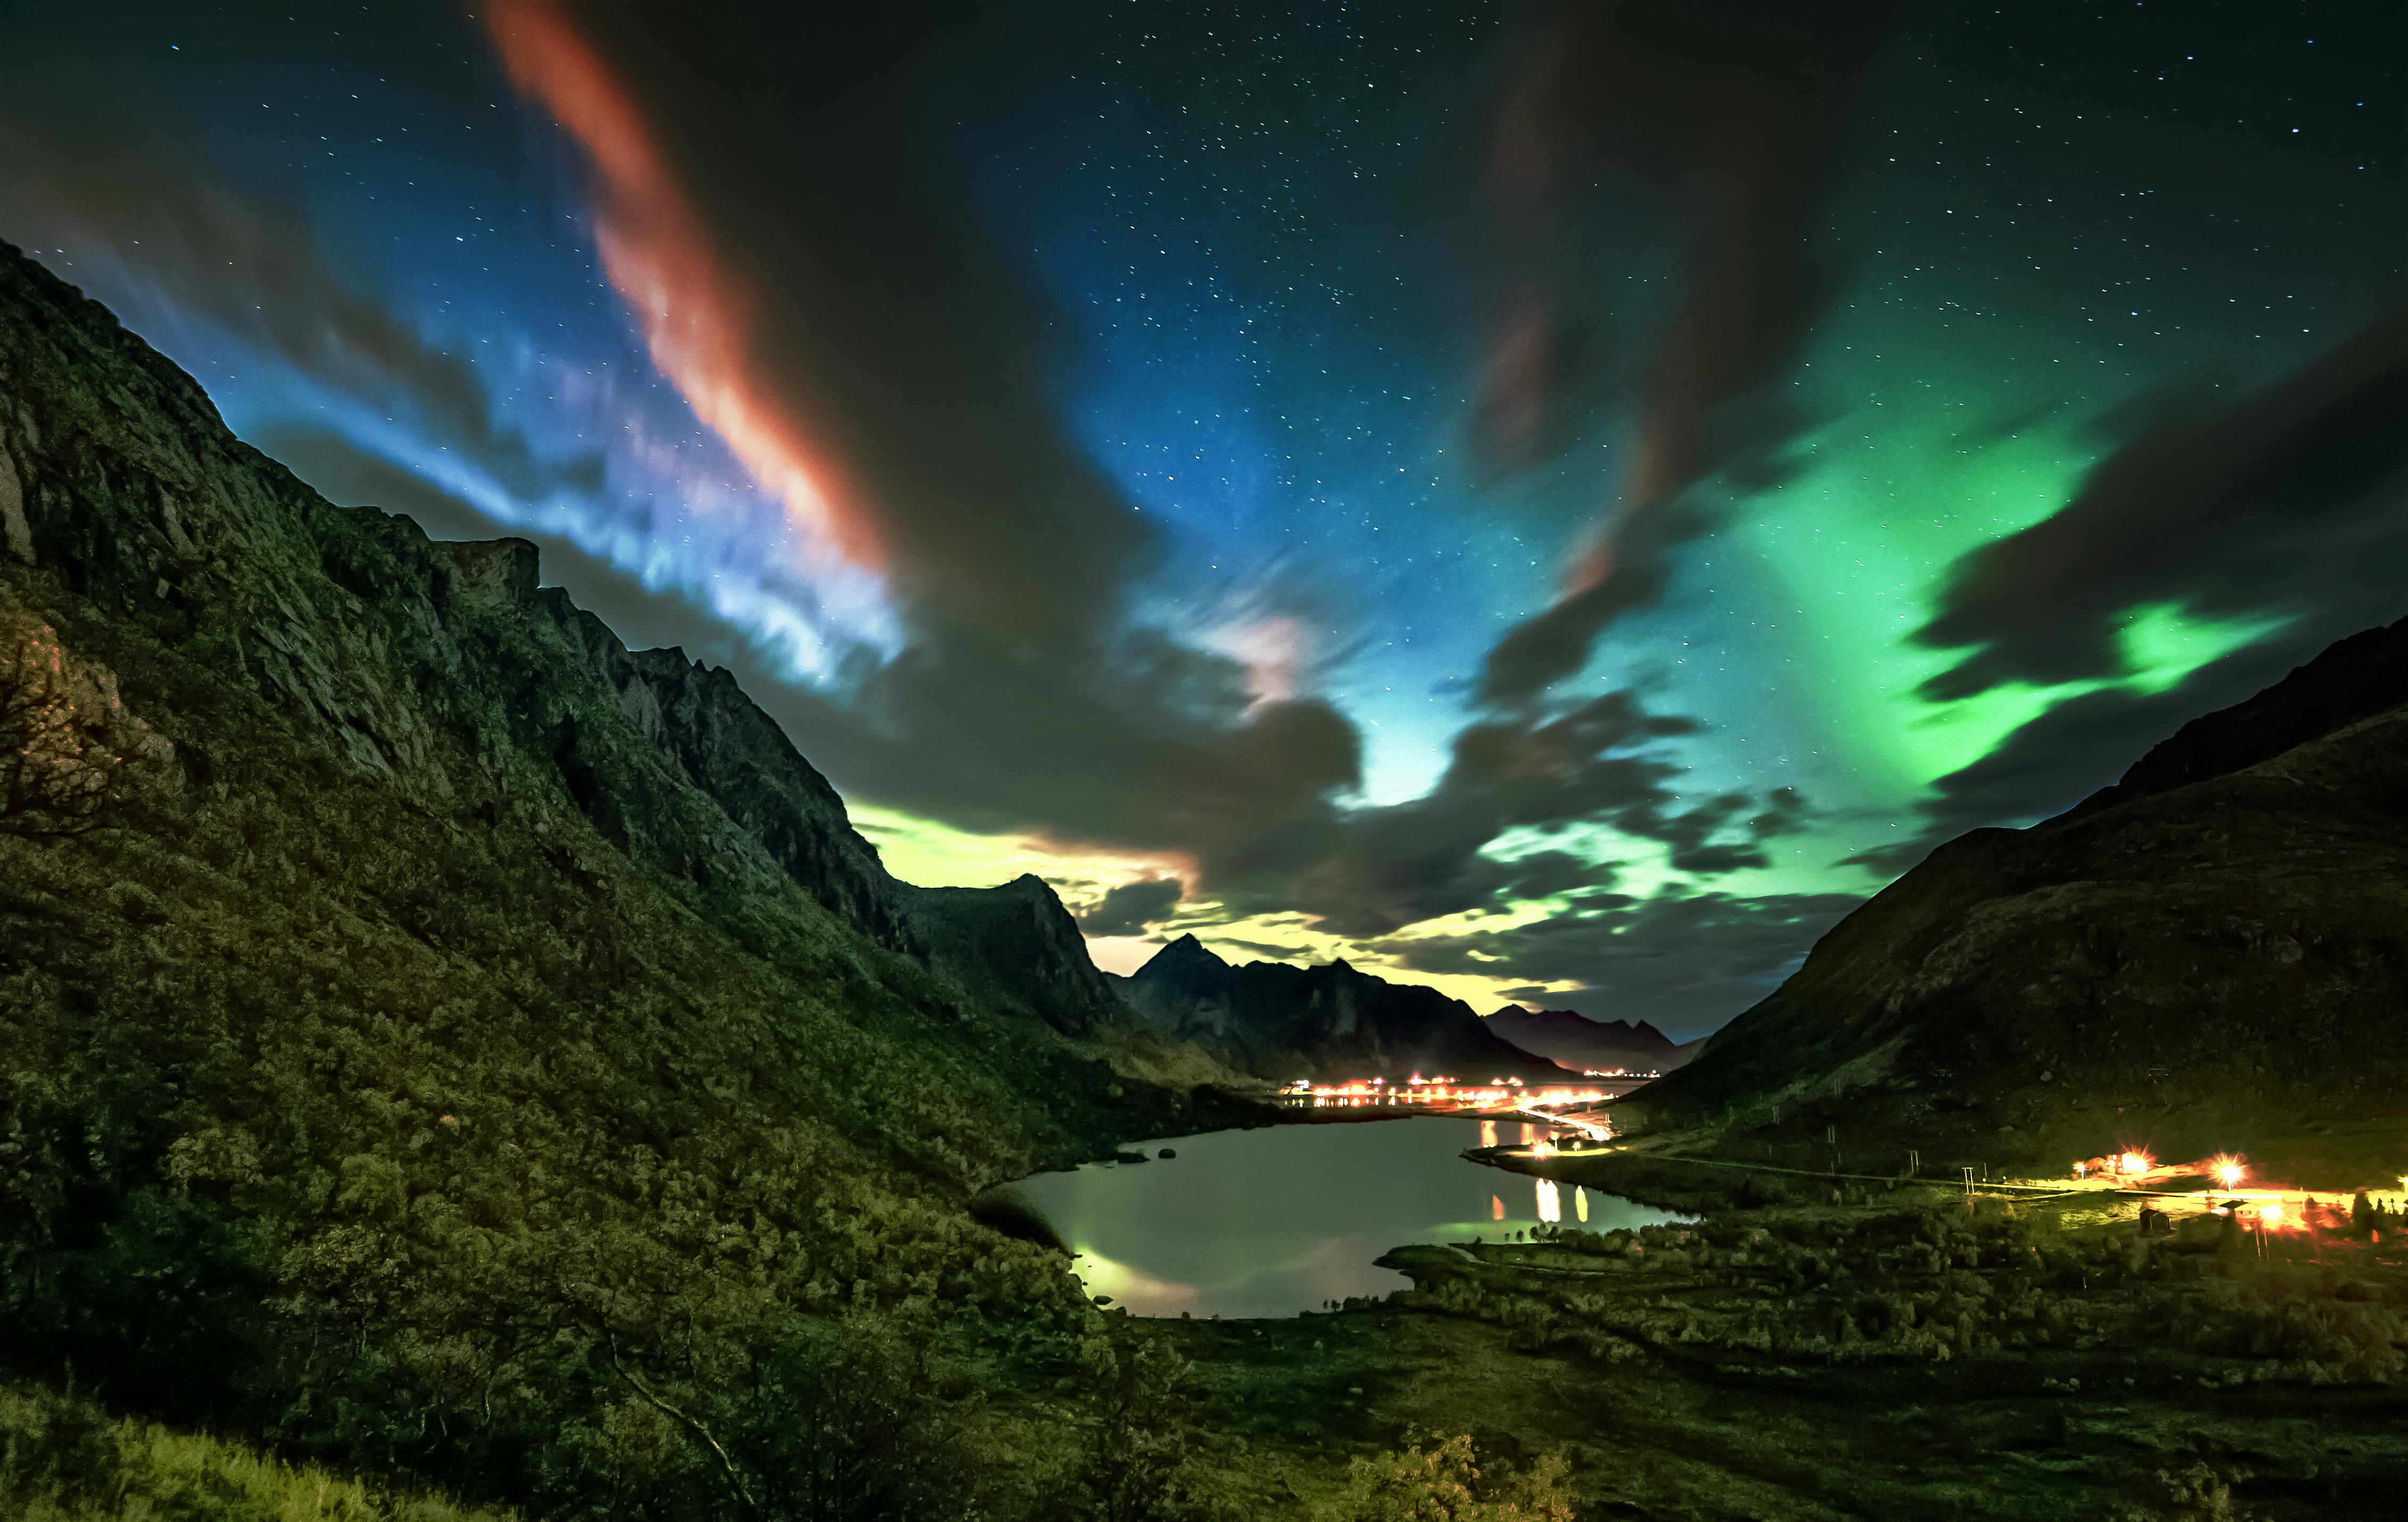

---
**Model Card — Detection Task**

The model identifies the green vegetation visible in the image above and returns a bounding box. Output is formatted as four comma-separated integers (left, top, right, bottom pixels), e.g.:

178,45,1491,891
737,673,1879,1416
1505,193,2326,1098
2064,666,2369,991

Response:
1385,1189,2408,1382
1329,1432,1573,1521
0,236,1266,1518
0,573,1200,1516
1294,1164,2408,1518
0,1379,510,1520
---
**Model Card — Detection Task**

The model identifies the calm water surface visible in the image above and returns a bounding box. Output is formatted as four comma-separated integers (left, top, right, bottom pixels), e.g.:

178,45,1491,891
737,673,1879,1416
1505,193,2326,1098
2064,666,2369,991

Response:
1019,1115,1687,1319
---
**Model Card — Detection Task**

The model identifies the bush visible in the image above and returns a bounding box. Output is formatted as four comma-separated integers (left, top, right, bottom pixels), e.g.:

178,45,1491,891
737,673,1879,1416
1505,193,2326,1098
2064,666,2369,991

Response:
722,1314,981,1522
1068,1326,1221,1522
1328,1431,1574,1521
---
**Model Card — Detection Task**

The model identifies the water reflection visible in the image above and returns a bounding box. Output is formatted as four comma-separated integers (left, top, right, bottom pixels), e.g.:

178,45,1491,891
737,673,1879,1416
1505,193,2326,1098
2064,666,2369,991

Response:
1019,1116,1687,1319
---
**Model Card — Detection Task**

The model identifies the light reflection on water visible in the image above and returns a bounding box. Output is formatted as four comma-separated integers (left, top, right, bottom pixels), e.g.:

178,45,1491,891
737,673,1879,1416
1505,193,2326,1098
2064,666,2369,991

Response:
1018,1115,1686,1319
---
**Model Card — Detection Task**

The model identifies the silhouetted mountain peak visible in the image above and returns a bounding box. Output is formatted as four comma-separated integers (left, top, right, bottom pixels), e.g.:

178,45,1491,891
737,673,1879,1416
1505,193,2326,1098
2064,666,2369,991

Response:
1122,944,1579,1082
1143,933,1230,975
1484,1005,1697,1073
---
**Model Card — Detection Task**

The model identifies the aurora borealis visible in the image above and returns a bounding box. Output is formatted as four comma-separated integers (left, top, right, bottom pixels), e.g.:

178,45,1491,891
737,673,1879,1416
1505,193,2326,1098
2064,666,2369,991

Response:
3,2,2399,1036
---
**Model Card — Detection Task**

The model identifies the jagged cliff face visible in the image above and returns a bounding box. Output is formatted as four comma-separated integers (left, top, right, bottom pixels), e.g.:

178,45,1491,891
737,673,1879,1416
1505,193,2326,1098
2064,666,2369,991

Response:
1484,1007,1700,1075
902,874,1132,1037
1116,935,1581,1083
0,235,1128,1038
1638,615,2408,1164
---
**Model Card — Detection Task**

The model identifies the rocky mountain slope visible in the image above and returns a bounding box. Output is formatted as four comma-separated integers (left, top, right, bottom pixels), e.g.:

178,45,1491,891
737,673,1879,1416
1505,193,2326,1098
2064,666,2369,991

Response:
1483,1006,1702,1075
0,237,1238,1510
1114,935,1582,1083
1633,613,2408,1172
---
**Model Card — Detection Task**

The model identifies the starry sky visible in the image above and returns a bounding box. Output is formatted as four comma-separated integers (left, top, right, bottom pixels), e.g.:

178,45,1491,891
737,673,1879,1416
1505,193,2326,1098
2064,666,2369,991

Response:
3,2,2401,1037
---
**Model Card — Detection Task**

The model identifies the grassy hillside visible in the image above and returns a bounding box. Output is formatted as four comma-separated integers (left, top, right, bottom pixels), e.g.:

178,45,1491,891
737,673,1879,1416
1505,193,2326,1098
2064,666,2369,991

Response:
0,237,1255,1515
0,1380,512,1522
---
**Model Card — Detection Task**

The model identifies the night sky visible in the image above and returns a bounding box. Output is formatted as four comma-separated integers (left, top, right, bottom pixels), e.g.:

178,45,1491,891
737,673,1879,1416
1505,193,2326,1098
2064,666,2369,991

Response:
4,2,2401,1037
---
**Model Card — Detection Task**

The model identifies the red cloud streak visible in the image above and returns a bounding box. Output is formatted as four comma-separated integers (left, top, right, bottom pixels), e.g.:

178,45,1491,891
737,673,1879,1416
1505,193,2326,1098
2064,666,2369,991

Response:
482,0,882,572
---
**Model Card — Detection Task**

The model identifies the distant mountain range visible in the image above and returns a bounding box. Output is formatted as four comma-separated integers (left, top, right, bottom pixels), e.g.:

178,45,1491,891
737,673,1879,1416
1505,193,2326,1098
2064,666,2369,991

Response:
1637,610,2408,1169
1483,1006,1704,1075
1114,935,1585,1084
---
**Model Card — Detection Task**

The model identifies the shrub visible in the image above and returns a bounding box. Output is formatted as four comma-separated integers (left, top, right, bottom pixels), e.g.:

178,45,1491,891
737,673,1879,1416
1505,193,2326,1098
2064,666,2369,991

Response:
1328,1431,1574,1521
1068,1326,1221,1522
0,1379,508,1520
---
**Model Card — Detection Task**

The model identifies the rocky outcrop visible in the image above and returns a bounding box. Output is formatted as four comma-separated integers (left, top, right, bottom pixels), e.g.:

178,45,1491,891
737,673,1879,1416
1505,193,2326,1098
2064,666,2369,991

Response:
1484,1007,1702,1075
1115,935,1582,1083
1637,614,2408,1157
903,875,1125,1036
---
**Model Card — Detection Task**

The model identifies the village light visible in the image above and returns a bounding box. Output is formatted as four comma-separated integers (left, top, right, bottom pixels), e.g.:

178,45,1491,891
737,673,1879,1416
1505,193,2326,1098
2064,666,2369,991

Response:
2215,1159,2243,1191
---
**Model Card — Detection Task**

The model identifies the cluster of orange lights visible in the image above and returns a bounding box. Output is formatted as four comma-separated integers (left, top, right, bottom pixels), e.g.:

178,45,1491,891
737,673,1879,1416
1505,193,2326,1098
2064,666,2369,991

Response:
2071,1148,2244,1181
1282,1075,1615,1108
2062,1151,2393,1235
2071,1148,2167,1180
2072,1149,2251,1185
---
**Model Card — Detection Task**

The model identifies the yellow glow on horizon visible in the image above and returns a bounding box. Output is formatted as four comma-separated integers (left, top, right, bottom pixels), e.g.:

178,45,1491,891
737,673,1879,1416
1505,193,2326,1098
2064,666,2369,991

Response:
850,802,1193,895
845,803,1586,1010
1162,897,1585,1011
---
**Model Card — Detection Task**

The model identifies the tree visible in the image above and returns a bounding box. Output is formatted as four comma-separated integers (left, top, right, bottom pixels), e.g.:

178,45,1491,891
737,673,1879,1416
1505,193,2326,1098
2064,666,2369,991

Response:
0,612,170,839
704,1314,976,1522
1072,1327,1216,1522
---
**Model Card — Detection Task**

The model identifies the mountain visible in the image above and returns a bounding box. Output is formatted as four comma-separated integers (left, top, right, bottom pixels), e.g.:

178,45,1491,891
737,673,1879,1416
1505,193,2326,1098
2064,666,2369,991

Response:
1632,613,2408,1171
1114,935,1584,1083
0,237,1239,1508
1484,1006,1703,1075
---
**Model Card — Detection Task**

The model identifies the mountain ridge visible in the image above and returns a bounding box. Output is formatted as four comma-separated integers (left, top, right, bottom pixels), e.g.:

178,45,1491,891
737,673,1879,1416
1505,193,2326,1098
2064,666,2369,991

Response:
0,234,1146,1043
1630,610,2408,1169
1484,1005,1703,1075
1114,934,1582,1083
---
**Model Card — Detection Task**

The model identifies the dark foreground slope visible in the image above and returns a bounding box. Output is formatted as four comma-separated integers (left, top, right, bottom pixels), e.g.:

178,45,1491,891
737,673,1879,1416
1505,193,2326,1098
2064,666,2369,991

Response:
0,239,1242,1512
1484,1006,1703,1075
1115,935,1582,1083
1632,616,2408,1175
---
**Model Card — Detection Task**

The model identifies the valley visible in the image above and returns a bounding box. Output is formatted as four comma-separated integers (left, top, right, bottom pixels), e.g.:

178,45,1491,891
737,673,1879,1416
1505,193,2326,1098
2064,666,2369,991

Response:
4,202,2407,1520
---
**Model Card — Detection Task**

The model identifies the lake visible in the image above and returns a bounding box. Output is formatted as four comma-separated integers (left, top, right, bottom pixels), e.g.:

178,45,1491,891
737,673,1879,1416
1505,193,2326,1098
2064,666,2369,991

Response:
1018,1114,1688,1319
